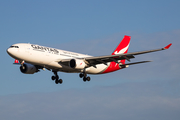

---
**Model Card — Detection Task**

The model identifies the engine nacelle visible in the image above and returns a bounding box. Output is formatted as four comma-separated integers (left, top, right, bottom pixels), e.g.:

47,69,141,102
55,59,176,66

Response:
20,63,38,74
69,59,86,69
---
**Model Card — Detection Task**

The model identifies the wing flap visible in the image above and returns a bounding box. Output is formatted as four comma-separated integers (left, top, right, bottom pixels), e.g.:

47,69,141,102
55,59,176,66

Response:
86,55,135,66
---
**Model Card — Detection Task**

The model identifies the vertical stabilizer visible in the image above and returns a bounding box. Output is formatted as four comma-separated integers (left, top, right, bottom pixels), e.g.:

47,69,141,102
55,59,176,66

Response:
102,35,131,73
112,35,131,55
112,35,131,64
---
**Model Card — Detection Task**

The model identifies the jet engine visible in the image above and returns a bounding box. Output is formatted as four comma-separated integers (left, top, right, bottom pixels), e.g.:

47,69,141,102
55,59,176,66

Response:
20,63,38,74
69,59,86,69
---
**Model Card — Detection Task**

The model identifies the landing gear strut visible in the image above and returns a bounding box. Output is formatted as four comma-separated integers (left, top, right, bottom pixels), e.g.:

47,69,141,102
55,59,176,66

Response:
51,71,63,84
79,73,91,82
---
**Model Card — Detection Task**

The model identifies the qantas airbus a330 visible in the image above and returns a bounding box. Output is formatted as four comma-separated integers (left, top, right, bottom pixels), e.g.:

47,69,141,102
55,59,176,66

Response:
7,35,172,84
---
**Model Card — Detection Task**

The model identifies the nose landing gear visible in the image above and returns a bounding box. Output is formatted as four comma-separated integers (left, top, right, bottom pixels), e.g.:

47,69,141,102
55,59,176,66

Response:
52,71,63,84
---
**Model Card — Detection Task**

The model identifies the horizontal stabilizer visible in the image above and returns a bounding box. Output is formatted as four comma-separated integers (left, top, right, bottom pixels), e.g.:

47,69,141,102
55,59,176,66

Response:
120,61,152,67
13,59,20,65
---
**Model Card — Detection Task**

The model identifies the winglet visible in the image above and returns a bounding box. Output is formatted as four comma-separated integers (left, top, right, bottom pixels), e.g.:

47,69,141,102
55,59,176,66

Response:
164,43,172,49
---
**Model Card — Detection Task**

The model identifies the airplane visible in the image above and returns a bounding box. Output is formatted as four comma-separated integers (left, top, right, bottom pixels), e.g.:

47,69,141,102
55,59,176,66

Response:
7,35,172,84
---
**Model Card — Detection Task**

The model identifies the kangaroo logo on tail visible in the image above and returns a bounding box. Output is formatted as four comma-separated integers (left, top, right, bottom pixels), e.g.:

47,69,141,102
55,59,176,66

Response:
114,44,129,55
112,35,131,55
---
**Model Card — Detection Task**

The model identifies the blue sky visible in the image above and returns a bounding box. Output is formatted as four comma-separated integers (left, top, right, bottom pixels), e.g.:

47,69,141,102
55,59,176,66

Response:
0,0,180,120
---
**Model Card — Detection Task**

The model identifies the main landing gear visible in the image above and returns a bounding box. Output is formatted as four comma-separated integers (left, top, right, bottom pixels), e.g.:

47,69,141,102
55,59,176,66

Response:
51,71,63,84
79,73,91,82
51,71,90,84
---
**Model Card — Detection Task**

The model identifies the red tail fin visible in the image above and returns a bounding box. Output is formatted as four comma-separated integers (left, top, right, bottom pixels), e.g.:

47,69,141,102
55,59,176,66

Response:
112,35,131,55
102,35,131,73
112,35,131,64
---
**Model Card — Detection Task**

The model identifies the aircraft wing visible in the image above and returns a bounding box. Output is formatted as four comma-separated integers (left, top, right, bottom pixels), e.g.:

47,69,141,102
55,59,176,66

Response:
84,43,172,66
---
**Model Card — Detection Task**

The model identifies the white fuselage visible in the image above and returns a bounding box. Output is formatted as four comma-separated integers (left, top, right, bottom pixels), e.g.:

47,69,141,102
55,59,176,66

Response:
7,36,170,84
7,43,109,74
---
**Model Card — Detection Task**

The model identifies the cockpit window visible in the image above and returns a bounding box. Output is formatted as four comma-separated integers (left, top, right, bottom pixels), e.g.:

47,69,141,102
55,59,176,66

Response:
10,46,19,48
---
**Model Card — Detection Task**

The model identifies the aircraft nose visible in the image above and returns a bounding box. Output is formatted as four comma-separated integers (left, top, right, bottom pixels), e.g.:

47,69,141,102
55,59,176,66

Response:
6,48,11,55
7,48,16,56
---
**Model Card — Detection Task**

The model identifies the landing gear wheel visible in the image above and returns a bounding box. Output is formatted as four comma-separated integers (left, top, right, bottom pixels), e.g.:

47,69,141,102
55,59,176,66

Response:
87,76,91,81
59,79,63,84
83,77,87,82
81,69,91,82
79,73,84,78
55,80,59,84
81,72,90,82
51,76,56,80
52,71,63,84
